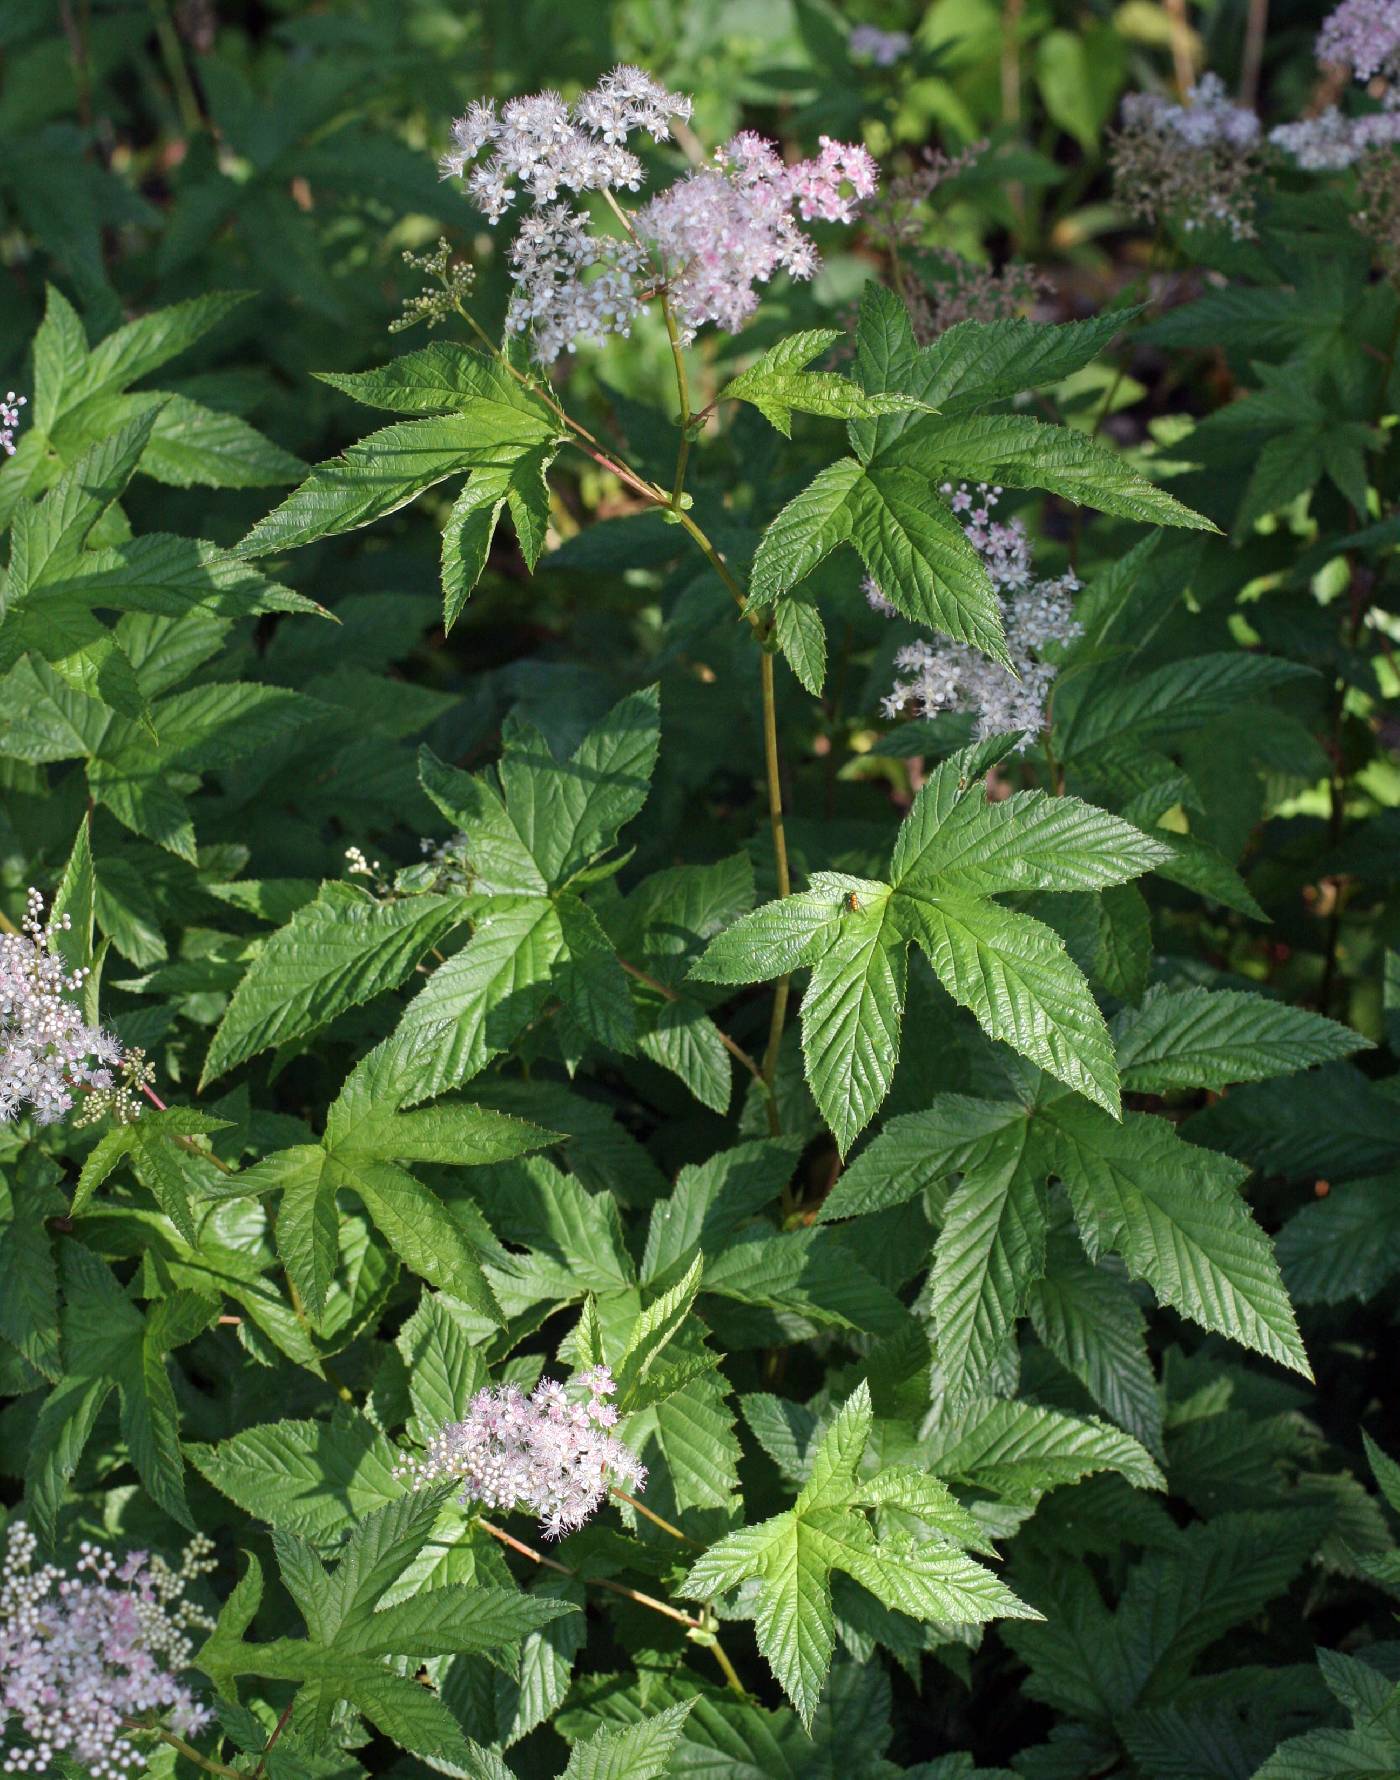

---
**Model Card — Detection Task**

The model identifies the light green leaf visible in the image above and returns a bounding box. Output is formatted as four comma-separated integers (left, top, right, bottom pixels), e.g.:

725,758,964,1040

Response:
1112,986,1369,1092
1046,1100,1310,1377
799,892,906,1155
897,891,1120,1116
202,882,466,1085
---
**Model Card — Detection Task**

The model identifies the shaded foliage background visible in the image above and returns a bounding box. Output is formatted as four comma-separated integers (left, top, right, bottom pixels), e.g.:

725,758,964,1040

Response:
3,1,1400,1777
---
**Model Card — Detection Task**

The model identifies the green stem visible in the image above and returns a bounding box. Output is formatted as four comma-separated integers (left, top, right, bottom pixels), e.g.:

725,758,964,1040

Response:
476,1518,746,1696
617,958,764,1082
661,296,693,505
131,1726,245,1779
147,0,203,135
758,648,792,1136
610,1484,704,1547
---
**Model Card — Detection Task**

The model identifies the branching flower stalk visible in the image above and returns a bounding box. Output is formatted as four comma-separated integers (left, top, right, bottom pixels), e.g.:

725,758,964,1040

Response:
434,72,877,1131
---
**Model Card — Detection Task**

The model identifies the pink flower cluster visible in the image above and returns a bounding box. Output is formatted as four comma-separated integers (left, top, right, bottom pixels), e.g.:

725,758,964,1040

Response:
1317,0,1400,81
869,484,1081,747
1,393,24,459
0,1521,216,1777
441,69,877,360
396,1367,647,1539
1,891,124,1127
638,132,877,340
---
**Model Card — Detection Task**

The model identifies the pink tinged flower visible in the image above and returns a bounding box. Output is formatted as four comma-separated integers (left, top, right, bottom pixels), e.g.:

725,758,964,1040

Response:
0,1521,216,1776
397,1371,648,1538
0,391,24,459
1317,0,1400,80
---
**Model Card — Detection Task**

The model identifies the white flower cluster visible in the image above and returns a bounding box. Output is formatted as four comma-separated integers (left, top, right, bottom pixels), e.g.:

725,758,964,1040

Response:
1121,73,1261,150
0,1521,216,1777
1,393,24,459
1271,105,1400,167
441,69,877,361
1,890,124,1126
870,484,1081,748
1271,0,1400,168
396,1367,647,1539
442,69,691,219
1317,0,1400,81
849,24,911,66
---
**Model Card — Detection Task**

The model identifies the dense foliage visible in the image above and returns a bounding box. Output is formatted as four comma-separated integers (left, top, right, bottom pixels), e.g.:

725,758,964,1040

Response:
3,3,1400,1777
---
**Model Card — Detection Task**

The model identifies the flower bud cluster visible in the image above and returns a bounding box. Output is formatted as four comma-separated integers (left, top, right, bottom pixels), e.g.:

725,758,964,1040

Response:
0,1520,216,1776
869,484,1081,748
1112,73,1262,238
1,891,125,1127
396,1366,647,1539
1,393,24,459
390,238,477,334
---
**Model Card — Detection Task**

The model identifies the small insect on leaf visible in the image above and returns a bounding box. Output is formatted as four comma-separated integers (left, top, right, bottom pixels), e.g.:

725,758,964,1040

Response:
845,891,862,912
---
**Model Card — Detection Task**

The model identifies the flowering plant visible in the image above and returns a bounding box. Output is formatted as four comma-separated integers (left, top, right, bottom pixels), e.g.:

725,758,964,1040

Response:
3,9,1400,1780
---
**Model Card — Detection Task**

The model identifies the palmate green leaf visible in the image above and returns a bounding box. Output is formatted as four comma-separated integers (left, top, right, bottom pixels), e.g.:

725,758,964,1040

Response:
27,1243,216,1540
1112,985,1368,1092
142,392,305,488
922,1396,1165,1501
0,1161,64,1382
396,1290,488,1442
694,745,1151,1147
71,1106,232,1242
683,1383,1033,1725
637,994,731,1112
1028,1225,1164,1459
642,1137,801,1288
880,410,1214,531
391,898,565,1102
441,442,558,629
1046,1099,1310,1377
703,1227,907,1334
849,282,1139,456
1057,652,1314,758
1275,1176,1400,1306
799,891,906,1156
929,1115,1052,1408
498,685,661,889
233,416,524,556
206,1484,577,1763
201,882,467,1085
894,892,1120,1117
720,328,932,436
190,1411,407,1542
561,1701,696,1780
819,1095,1028,1223
748,456,1010,665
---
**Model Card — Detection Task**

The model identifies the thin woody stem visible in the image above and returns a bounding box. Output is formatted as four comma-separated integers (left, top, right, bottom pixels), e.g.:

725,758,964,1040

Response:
476,1519,745,1696
251,1697,295,1778
617,958,764,1083
758,648,792,1134
609,1484,704,1547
